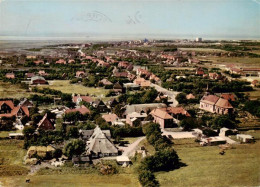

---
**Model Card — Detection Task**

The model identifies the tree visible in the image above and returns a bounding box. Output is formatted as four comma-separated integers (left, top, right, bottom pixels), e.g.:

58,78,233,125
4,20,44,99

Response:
138,169,159,187
180,117,200,131
176,93,187,104
66,126,79,138
211,115,236,129
63,139,85,159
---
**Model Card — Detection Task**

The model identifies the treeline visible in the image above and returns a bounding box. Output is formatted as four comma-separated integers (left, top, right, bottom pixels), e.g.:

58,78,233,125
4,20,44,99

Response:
118,88,158,104
137,123,181,186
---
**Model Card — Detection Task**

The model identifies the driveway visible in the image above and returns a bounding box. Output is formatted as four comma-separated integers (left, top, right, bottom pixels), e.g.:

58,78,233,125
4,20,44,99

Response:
120,136,146,157
151,83,179,107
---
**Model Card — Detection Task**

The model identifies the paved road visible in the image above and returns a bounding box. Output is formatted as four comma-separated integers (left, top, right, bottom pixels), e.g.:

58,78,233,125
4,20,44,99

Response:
151,83,179,107
120,136,146,157
161,129,196,139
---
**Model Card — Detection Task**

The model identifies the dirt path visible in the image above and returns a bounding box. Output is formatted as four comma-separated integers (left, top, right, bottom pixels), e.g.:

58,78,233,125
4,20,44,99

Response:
121,136,145,157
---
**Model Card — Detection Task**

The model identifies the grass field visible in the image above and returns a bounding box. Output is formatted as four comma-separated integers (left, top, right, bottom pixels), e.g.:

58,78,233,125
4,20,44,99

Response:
39,80,109,98
156,132,260,187
204,57,260,67
0,81,31,98
1,174,139,187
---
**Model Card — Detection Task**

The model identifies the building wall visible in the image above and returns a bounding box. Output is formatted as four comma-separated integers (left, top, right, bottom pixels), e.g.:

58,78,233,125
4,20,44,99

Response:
200,102,215,113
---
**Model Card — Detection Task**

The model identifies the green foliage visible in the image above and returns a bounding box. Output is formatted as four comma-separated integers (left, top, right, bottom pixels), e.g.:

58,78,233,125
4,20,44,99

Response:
211,115,236,129
180,117,203,131
138,169,159,187
63,139,85,159
244,100,260,117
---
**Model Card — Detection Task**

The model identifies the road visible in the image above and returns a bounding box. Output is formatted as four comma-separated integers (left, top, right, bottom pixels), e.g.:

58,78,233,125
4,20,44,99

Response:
151,83,179,107
120,136,146,157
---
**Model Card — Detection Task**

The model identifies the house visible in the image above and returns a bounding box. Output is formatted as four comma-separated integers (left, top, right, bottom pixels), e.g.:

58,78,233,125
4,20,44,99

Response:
92,99,108,112
33,60,44,65
113,82,123,93
65,105,90,115
123,103,167,117
236,134,254,143
19,98,33,108
118,61,129,69
113,72,128,78
72,95,93,105
186,93,195,100
220,93,236,102
134,78,151,88
0,100,29,118
37,114,55,131
102,113,118,124
0,100,14,114
80,129,111,141
107,98,118,108
99,79,113,86
161,107,191,119
76,71,86,78
38,70,48,76
251,80,259,87
97,61,110,68
5,73,15,79
126,112,147,126
196,68,204,75
25,73,35,79
85,126,118,158
150,108,174,128
72,155,91,166
55,59,66,64
68,59,75,64
200,95,233,115
31,76,48,85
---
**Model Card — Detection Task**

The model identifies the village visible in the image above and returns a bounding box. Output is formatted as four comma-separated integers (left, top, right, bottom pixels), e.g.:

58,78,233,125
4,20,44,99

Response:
0,39,260,186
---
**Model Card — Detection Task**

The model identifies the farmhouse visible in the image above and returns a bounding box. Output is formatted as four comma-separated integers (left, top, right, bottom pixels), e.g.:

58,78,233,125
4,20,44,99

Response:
72,95,93,105
85,126,118,158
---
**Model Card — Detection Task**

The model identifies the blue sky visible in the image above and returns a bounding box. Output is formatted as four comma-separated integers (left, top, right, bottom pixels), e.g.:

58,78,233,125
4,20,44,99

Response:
0,0,259,40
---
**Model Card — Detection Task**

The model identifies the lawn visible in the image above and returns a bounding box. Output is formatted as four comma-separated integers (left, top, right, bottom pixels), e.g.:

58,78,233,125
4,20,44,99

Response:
0,81,31,99
156,132,260,187
0,130,22,138
39,80,109,98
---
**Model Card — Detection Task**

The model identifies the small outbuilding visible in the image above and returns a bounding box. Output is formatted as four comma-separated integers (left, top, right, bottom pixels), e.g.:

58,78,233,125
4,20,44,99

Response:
116,156,131,165
236,134,254,143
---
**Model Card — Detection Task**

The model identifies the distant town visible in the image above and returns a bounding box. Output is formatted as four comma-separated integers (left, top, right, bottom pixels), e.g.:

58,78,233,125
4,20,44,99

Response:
0,38,259,186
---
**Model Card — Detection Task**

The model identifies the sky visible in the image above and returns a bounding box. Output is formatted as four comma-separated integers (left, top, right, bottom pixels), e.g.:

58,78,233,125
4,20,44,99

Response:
0,0,259,40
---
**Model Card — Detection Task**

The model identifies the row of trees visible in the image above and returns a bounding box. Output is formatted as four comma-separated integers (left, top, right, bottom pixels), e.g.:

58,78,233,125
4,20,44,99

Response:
137,123,181,186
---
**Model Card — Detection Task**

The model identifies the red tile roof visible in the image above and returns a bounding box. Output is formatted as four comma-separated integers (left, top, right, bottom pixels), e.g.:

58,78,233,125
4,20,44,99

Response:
215,98,233,109
150,108,173,119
